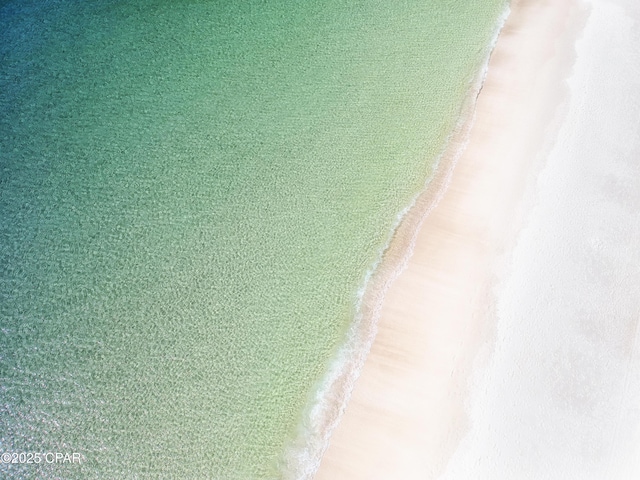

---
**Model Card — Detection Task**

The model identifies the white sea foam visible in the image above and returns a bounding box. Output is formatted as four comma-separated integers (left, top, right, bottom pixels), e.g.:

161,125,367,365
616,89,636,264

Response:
279,6,512,479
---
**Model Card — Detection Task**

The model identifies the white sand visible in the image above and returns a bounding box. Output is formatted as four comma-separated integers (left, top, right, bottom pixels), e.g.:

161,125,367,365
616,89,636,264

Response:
439,0,640,478
311,0,640,477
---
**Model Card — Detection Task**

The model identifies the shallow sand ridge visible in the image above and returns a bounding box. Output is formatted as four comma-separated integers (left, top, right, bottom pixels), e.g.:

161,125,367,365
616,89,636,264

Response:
314,0,591,478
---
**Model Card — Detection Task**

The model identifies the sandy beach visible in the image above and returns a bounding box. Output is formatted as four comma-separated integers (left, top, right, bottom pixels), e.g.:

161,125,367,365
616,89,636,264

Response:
312,0,621,478
439,0,640,477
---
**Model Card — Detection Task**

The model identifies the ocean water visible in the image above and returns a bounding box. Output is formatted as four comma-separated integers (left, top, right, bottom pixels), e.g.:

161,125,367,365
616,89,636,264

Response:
1,0,505,478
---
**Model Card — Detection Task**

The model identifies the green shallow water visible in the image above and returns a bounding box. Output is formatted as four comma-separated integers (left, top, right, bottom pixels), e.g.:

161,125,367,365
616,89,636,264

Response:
1,0,505,477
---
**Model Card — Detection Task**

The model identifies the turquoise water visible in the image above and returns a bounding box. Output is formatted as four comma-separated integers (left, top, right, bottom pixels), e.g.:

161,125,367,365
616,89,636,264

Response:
1,0,505,478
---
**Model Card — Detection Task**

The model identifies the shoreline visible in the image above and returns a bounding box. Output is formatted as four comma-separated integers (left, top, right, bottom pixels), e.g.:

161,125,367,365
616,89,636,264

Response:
312,0,589,478
280,6,511,478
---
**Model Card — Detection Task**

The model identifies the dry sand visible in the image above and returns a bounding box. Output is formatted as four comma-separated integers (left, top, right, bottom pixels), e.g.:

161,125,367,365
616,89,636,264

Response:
313,1,588,478
439,0,640,477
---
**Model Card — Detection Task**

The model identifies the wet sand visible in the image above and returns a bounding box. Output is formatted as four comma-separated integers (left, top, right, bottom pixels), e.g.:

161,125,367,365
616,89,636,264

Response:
314,1,589,478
